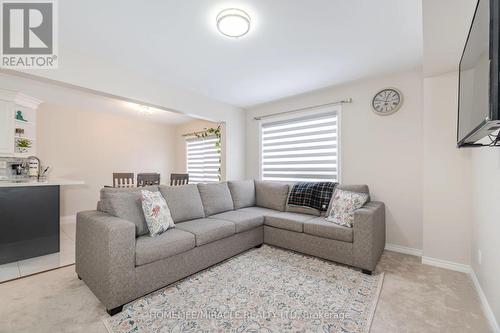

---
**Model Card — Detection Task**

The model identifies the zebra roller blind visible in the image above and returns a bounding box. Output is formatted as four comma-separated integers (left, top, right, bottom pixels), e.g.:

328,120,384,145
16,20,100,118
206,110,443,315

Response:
186,135,221,184
260,111,339,182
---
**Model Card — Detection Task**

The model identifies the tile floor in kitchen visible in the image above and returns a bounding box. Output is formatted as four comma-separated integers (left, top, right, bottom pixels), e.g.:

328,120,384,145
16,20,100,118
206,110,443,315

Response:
0,218,76,283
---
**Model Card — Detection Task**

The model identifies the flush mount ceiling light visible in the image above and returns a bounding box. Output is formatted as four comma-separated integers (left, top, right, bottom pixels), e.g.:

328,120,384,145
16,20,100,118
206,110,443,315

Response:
216,8,251,38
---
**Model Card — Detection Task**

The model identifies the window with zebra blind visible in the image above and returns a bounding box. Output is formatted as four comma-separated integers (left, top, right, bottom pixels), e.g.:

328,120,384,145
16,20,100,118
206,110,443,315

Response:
186,135,221,184
260,108,340,182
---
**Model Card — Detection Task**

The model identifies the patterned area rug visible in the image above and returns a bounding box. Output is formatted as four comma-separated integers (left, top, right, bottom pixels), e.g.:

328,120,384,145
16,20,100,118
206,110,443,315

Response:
103,245,384,333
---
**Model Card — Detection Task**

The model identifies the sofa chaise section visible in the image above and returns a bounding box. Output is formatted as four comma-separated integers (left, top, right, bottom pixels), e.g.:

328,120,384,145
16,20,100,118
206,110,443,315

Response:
262,184,385,274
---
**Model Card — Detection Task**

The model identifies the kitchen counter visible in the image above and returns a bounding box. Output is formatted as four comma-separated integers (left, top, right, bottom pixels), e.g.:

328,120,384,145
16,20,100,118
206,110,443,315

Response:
0,178,84,187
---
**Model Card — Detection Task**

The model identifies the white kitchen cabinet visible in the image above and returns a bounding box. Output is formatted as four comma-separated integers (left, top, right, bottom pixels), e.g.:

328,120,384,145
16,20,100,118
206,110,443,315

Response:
0,90,42,157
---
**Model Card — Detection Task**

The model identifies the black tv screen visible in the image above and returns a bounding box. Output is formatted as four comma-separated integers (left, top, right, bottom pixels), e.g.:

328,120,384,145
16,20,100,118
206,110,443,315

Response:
458,0,500,147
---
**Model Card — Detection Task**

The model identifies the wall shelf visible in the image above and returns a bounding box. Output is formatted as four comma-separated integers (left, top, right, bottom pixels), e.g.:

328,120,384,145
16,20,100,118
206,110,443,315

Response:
0,89,42,157
15,120,32,125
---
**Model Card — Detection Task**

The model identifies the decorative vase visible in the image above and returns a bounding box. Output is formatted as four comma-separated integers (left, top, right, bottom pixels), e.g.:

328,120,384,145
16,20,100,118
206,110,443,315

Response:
15,111,27,122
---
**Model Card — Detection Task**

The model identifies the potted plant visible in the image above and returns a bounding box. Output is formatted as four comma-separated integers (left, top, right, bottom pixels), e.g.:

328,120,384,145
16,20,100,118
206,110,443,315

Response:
16,138,31,153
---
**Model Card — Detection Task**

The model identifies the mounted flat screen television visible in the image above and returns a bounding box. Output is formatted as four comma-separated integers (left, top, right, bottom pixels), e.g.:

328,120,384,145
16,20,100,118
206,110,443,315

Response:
458,0,500,147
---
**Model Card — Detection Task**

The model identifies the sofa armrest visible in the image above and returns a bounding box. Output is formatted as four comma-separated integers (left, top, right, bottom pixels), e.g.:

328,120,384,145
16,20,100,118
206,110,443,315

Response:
352,201,386,272
76,210,136,309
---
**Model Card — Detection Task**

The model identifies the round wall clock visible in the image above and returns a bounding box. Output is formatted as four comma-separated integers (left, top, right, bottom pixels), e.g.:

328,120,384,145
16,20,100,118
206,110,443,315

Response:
372,88,403,115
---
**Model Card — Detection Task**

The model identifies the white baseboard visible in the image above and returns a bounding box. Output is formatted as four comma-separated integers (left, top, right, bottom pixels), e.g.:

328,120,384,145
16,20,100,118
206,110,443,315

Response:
470,269,500,333
385,243,423,257
60,215,76,225
421,256,471,274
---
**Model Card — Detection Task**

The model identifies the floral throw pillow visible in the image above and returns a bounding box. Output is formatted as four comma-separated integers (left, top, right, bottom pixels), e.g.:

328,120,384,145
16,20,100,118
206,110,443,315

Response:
326,189,369,228
140,190,175,237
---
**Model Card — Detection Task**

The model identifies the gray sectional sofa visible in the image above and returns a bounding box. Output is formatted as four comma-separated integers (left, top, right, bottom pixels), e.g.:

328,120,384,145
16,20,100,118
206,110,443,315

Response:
75,180,385,315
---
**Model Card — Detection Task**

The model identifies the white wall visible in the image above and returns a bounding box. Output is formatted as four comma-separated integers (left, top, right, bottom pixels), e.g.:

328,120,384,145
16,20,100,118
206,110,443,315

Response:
470,148,500,325
422,0,477,76
38,104,176,216
422,72,472,265
245,70,424,250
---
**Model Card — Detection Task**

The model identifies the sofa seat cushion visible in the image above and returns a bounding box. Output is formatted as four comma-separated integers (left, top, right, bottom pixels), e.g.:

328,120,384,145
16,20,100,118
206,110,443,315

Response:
209,211,264,233
236,206,280,217
135,228,195,266
303,217,353,243
175,218,236,246
264,212,315,233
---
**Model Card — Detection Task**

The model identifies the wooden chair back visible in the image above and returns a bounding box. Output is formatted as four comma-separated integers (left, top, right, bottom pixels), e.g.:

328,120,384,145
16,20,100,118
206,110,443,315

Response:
170,173,189,186
137,173,160,187
113,173,135,188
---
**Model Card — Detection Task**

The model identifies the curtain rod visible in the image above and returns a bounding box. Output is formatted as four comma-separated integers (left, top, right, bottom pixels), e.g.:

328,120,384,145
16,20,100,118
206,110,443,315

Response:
182,126,221,137
253,98,352,121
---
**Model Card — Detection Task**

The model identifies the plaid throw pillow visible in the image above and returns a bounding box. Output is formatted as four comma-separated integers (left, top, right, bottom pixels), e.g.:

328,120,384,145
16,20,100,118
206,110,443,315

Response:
288,182,337,211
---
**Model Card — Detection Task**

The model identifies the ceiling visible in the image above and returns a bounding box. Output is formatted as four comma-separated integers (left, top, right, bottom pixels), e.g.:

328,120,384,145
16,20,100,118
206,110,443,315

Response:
114,102,195,125
66,94,197,125
60,0,423,108
0,71,194,124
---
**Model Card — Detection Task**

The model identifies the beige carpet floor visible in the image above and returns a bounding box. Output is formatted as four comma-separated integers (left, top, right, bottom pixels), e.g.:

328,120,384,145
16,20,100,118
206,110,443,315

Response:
0,250,491,333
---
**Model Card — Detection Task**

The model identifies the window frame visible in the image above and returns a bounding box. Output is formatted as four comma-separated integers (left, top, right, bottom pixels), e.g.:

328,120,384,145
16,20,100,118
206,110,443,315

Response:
258,105,342,183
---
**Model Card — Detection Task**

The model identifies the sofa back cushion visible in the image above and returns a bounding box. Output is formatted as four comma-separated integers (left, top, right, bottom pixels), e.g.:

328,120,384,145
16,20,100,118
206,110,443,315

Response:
255,181,290,212
336,184,370,195
159,184,205,223
228,180,256,209
99,185,159,236
197,182,234,216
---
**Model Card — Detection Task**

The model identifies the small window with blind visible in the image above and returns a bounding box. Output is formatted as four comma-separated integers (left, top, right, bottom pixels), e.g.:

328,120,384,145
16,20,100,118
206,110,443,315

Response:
186,135,221,184
260,109,340,182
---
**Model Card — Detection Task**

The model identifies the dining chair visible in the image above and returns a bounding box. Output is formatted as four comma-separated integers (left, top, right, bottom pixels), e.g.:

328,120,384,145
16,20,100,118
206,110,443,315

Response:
113,173,135,188
137,173,160,187
170,173,189,186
